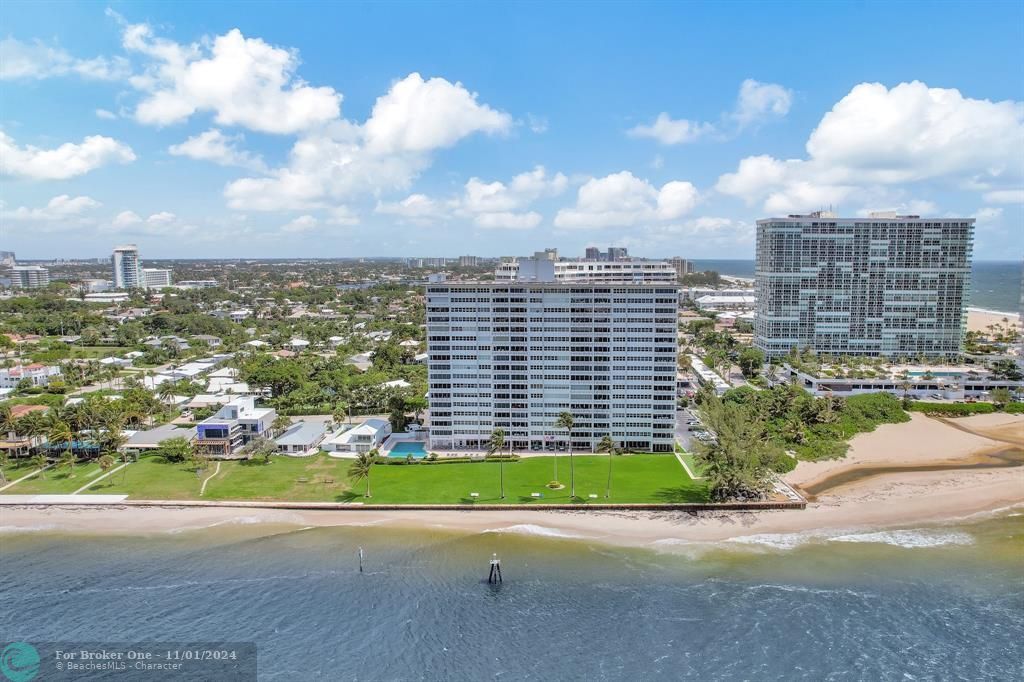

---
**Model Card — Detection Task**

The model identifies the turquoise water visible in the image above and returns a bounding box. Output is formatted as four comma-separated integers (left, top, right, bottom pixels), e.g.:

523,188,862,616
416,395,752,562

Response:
388,441,428,458
693,259,1023,313
1,513,1022,679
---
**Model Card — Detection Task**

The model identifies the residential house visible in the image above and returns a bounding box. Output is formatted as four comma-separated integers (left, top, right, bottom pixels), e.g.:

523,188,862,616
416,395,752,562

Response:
0,364,61,389
323,418,391,454
194,396,277,458
275,421,328,456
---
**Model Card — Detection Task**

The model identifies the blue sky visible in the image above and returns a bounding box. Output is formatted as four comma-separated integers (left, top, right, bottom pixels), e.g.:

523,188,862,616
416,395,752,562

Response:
1,0,1022,260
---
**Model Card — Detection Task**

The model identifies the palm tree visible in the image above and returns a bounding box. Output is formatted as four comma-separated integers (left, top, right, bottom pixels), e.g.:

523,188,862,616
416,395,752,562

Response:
596,434,616,499
48,420,75,466
97,454,116,477
157,382,176,406
555,411,576,498
348,449,378,498
488,427,506,499
0,404,14,437
272,414,293,437
332,402,350,429
58,449,76,477
31,452,48,478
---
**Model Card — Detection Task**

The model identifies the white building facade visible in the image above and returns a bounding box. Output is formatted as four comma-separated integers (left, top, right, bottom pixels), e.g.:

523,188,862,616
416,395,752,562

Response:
142,268,173,289
426,281,679,453
9,265,50,289
112,245,143,289
496,254,677,284
755,212,974,359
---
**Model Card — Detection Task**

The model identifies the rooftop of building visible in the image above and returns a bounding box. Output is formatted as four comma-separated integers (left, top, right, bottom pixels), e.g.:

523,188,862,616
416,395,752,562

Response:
760,211,974,223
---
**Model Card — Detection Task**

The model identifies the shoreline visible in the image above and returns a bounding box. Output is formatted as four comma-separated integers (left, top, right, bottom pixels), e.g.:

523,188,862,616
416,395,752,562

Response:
2,413,1021,550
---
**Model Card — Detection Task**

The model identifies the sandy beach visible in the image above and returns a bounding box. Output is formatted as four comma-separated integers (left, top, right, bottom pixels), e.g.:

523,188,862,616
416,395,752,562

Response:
967,308,1021,333
3,412,1021,549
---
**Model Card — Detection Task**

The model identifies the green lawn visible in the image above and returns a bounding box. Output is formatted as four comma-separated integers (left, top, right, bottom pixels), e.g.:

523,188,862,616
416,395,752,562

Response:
0,458,43,485
80,456,204,499
342,454,708,505
204,456,353,501
677,453,705,479
0,453,710,504
1,461,106,494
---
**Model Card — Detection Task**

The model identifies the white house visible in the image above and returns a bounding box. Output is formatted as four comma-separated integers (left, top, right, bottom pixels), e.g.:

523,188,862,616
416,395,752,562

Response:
0,364,61,389
275,421,328,456
382,379,412,390
194,396,277,458
323,418,392,455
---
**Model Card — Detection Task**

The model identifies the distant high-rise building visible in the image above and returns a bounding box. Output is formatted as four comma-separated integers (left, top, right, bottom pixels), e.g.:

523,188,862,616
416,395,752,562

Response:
754,211,974,359
142,268,173,289
458,255,479,267
668,257,694,278
607,247,628,261
0,251,15,267
496,253,676,283
112,245,143,289
9,265,50,289
584,247,601,261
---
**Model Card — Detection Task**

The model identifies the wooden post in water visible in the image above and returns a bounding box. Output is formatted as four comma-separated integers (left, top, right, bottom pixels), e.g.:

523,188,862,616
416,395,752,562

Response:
488,553,502,583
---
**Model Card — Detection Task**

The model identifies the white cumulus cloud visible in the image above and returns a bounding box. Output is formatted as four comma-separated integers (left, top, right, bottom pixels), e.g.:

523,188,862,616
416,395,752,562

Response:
715,81,1024,213
628,79,792,145
0,37,130,81
554,171,699,228
363,72,511,154
225,75,513,211
123,24,341,134
0,131,136,180
5,194,102,222
168,129,266,171
627,113,714,145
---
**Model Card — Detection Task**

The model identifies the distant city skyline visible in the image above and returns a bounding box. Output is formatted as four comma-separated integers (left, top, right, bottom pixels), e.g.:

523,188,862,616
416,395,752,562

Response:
1,2,1022,260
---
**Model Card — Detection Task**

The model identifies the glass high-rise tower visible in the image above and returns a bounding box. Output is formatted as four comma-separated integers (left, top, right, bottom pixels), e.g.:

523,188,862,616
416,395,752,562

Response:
754,212,974,359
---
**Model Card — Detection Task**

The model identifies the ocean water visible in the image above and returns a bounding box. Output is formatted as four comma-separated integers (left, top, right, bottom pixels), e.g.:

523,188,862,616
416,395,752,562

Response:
692,259,1023,314
2,514,1022,680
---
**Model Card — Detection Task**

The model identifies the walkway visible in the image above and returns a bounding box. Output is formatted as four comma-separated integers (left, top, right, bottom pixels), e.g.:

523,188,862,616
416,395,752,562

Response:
200,461,221,496
71,462,129,495
0,464,54,492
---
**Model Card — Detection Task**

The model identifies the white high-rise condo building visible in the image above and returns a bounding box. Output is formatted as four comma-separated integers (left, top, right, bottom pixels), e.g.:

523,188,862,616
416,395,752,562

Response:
112,245,143,289
426,265,679,453
142,268,173,289
9,265,50,289
754,212,974,359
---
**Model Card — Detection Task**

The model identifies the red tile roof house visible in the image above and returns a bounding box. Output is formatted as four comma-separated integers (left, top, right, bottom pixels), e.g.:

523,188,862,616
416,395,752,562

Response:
0,364,62,389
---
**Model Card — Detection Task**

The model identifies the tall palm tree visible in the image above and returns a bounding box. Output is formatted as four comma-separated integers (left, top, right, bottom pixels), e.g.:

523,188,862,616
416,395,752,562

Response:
58,449,76,477
158,382,177,406
48,420,75,466
555,411,576,498
348,449,378,498
596,434,616,499
488,427,506,500
0,404,15,438
31,452,48,478
97,454,116,478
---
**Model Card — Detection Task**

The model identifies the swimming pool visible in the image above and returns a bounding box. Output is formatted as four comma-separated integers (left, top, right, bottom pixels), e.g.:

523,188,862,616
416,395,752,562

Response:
388,441,428,458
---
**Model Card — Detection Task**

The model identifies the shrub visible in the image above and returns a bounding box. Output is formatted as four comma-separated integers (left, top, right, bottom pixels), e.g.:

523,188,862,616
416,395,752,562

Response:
1004,402,1024,414
907,401,996,416
770,451,797,473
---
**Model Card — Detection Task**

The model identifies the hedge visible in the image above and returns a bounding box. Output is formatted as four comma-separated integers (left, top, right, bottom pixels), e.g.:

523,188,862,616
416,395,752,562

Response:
907,401,995,416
